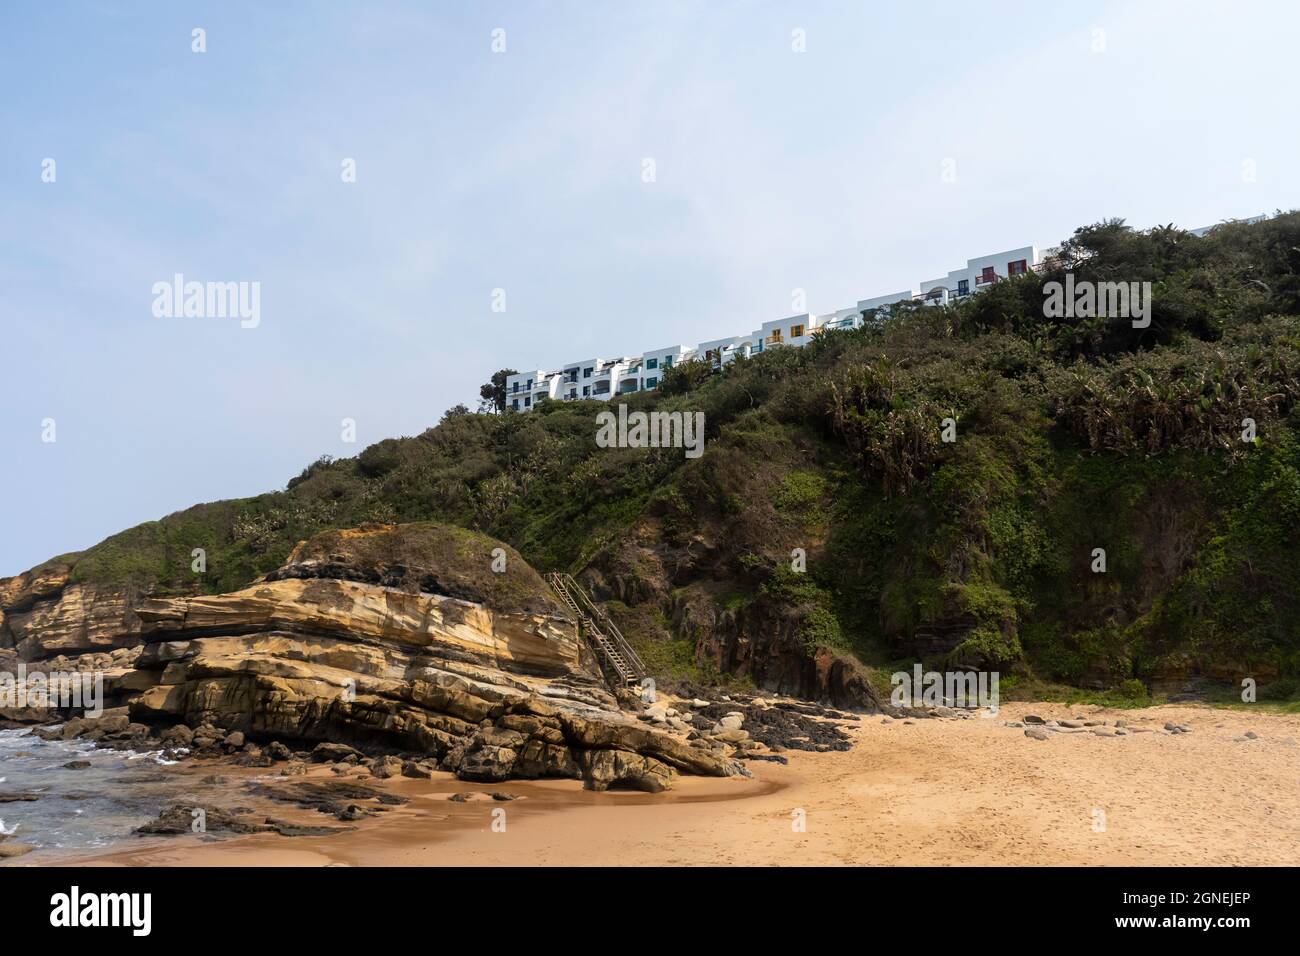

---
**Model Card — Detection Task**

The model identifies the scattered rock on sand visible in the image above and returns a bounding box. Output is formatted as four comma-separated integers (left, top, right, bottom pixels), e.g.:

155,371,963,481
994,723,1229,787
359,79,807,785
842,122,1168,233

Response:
311,742,364,763
1024,727,1052,741
1024,714,1046,724
367,755,404,779
267,741,292,761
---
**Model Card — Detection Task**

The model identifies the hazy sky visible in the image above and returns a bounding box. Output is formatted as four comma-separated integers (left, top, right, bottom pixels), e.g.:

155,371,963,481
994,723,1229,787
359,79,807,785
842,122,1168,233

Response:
2,0,1297,576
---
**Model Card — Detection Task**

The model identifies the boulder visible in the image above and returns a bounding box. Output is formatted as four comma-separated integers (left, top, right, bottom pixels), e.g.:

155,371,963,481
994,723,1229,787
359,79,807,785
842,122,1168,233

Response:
579,750,675,793
311,742,364,763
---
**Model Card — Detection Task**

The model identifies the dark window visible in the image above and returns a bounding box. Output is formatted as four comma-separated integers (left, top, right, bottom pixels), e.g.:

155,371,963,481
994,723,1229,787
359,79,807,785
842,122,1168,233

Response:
646,358,658,370
583,367,593,378
594,381,610,395
511,399,519,409
582,386,590,397
646,376,658,388
1008,259,1027,276
526,379,532,389
957,279,969,295
664,355,673,367
567,390,576,399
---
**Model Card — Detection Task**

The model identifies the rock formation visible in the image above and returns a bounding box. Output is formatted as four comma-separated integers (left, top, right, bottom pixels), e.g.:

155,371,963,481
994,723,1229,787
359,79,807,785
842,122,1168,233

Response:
2,523,746,792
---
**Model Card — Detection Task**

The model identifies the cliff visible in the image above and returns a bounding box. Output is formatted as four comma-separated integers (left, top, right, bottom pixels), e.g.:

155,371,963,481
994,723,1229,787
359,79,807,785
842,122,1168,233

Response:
6,213,1300,705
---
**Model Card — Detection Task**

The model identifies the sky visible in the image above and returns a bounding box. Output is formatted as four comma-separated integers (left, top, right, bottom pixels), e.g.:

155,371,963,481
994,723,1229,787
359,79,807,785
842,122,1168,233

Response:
1,0,1298,577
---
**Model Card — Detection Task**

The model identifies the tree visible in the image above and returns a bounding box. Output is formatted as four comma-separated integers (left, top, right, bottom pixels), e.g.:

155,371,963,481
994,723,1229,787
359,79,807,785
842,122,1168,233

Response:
478,369,518,414
441,403,470,424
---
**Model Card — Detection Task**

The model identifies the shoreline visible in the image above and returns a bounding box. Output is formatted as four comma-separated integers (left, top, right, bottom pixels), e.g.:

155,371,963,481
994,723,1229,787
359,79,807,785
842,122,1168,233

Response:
20,699,1299,867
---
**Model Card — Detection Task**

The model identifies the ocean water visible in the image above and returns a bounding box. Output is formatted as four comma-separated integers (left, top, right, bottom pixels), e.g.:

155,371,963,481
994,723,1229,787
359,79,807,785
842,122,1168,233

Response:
0,726,191,858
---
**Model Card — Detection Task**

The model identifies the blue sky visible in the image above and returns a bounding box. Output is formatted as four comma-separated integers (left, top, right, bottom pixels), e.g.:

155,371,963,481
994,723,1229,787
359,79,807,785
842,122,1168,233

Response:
1,0,1297,576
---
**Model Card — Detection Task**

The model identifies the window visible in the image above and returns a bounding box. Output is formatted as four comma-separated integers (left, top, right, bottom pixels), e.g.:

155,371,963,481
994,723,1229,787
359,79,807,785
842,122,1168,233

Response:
565,370,577,383
645,376,658,388
511,399,520,410
511,383,519,393
646,358,658,370
957,279,969,296
1008,259,1027,276
526,379,532,389
524,396,531,407
663,355,673,368
582,386,590,397
594,381,610,394
977,266,997,285
567,390,576,399
790,324,804,338
583,367,593,378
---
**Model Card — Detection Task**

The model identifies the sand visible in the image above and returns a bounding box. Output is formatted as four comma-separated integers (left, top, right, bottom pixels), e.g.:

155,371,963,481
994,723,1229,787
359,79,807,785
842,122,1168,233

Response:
47,701,1300,867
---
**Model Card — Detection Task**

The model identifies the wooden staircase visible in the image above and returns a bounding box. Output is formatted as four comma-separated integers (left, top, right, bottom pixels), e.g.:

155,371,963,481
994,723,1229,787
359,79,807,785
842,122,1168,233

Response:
546,572,647,688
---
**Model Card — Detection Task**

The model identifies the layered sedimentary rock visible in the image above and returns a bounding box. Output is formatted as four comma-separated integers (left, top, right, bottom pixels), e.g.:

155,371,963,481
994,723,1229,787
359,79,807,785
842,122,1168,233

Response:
33,523,745,791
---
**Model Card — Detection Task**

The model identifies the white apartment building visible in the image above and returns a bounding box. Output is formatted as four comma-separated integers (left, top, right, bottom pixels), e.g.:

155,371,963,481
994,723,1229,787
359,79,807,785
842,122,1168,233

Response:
504,242,1048,411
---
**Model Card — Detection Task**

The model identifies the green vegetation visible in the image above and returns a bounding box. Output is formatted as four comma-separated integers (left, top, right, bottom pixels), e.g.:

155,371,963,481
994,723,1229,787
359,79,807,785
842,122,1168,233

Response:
27,213,1300,697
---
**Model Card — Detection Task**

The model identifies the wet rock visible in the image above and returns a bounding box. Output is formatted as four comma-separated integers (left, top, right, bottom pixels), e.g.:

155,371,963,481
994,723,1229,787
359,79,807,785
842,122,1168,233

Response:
262,817,357,837
137,804,268,835
250,780,407,820
63,760,92,770
160,724,194,748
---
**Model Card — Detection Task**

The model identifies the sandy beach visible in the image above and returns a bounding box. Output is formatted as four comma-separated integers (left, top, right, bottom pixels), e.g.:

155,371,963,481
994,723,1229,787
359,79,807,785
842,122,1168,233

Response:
39,701,1300,868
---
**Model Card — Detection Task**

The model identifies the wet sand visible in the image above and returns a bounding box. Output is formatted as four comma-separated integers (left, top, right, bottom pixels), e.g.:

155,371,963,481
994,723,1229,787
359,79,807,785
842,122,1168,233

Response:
44,702,1300,867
